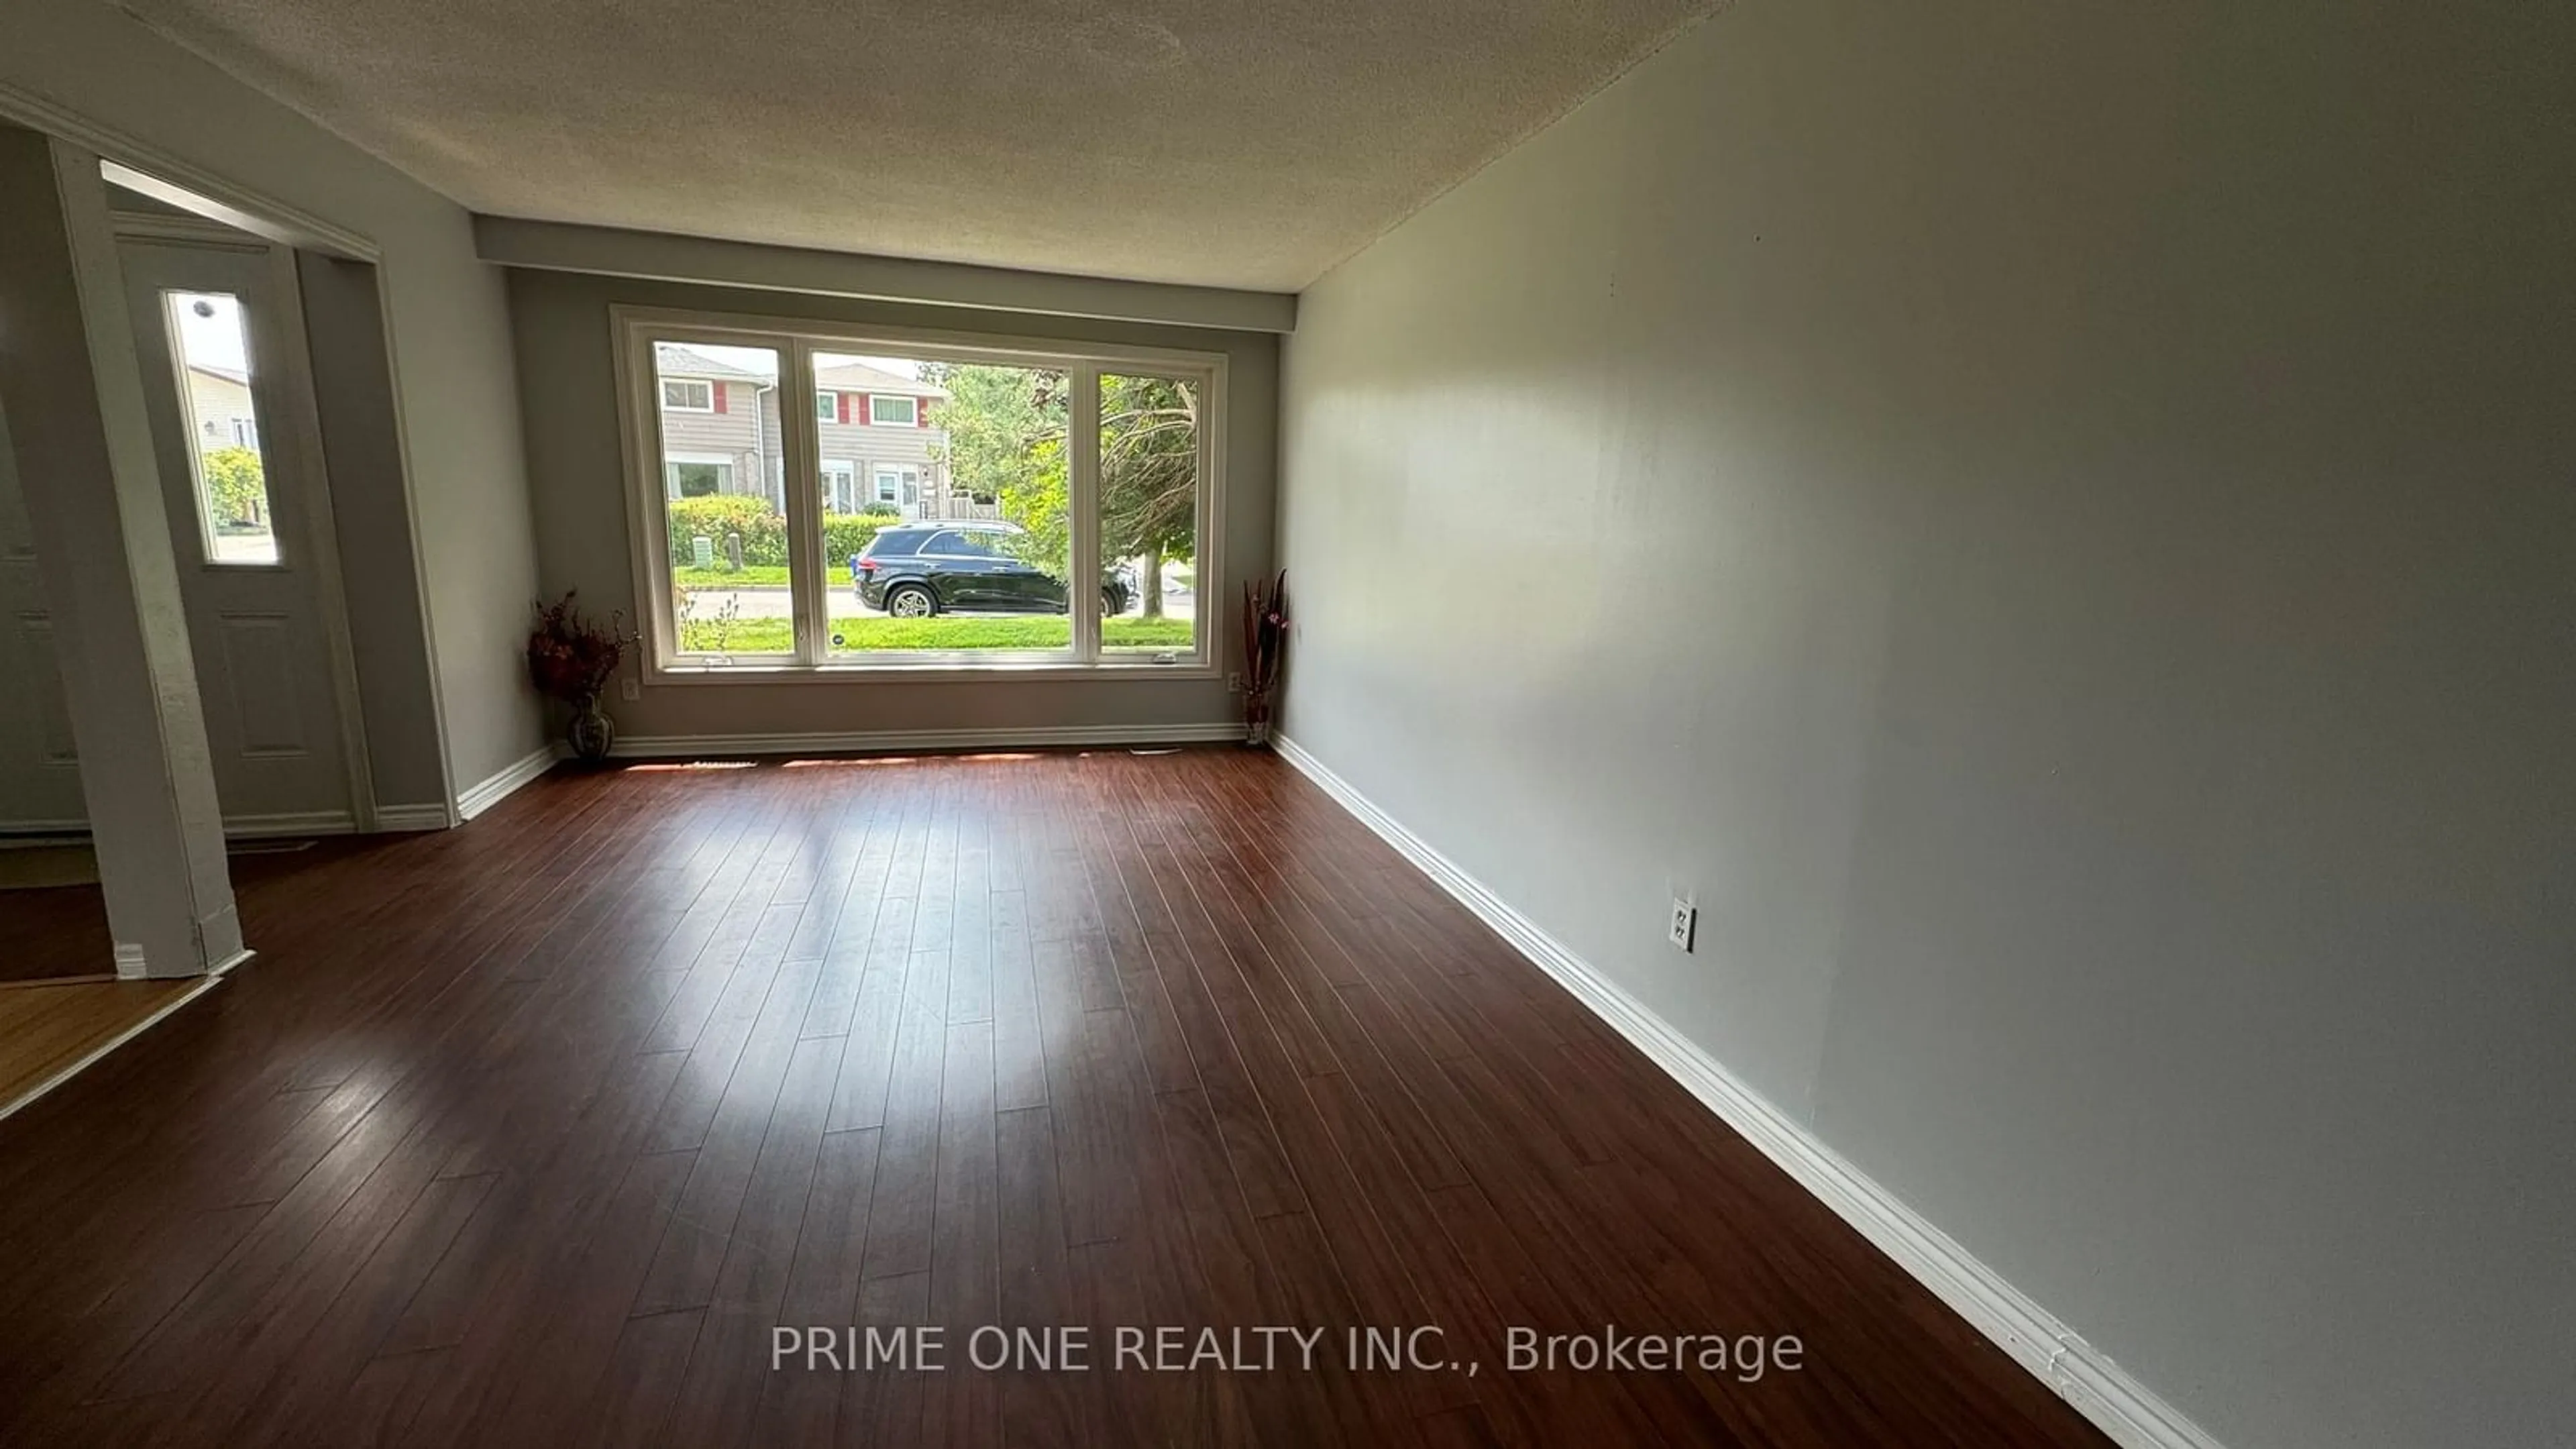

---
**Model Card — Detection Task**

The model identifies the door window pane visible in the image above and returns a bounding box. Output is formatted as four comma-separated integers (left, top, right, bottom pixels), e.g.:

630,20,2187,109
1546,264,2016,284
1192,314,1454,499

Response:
822,352,1067,659
164,290,277,565
653,341,786,658
1097,372,1201,659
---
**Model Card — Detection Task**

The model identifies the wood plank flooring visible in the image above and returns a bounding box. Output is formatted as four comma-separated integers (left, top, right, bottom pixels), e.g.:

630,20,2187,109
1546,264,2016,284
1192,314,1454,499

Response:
0,881,114,984
0,747,2109,1447
0,977,201,1116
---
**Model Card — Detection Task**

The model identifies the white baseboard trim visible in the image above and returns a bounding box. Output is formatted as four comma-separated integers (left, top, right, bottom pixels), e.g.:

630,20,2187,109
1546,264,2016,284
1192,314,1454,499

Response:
456,744,563,821
223,810,358,839
370,803,455,833
606,722,1245,759
1270,733,2221,1449
5,807,441,840
6,813,358,841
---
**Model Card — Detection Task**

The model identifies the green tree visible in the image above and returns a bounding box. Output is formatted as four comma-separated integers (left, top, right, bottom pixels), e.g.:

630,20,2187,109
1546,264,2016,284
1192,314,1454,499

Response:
201,445,267,529
921,365,1199,615
923,362,1067,569
1099,374,1197,616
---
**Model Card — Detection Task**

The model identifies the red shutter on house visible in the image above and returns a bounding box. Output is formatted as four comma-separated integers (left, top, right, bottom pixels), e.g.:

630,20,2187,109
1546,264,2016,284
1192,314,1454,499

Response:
917,395,930,427
712,382,729,414
837,392,850,425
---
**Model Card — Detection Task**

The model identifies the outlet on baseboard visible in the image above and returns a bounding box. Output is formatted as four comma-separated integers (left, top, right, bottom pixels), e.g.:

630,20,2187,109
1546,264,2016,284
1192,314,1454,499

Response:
1668,898,1697,953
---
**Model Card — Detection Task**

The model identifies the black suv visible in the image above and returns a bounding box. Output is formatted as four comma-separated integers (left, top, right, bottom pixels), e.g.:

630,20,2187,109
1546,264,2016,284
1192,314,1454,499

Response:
852,522,1133,618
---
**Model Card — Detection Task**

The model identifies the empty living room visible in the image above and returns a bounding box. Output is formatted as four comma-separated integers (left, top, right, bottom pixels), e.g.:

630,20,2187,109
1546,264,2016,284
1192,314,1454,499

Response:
0,1,2567,1445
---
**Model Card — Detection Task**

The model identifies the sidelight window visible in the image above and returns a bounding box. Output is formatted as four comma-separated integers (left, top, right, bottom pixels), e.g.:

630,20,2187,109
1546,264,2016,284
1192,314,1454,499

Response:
164,290,278,566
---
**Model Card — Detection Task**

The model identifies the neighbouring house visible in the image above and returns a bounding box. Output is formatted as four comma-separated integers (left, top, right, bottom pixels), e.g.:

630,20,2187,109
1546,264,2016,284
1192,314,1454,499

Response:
813,357,955,518
182,362,266,525
651,343,981,521
650,344,770,505
185,362,260,451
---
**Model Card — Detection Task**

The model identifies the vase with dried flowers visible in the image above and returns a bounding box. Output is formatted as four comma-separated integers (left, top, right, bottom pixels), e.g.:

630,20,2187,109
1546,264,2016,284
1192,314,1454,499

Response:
527,592,637,764
1240,570,1289,746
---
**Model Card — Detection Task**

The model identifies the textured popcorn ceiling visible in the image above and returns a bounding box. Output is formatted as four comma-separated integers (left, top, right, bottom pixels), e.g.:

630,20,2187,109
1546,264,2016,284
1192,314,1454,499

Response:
115,0,1717,291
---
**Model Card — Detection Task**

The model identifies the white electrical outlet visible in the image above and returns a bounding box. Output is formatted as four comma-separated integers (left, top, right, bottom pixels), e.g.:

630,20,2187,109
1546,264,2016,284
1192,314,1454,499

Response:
620,676,641,701
1668,898,1697,952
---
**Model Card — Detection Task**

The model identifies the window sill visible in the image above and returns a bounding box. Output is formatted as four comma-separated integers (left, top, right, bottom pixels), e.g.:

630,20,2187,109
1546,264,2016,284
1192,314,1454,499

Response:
645,658,1220,686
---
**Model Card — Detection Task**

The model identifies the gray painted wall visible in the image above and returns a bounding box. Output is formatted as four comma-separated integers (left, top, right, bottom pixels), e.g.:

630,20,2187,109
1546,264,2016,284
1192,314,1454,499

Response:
1276,2,2576,1446
3,1,545,802
294,253,448,810
505,268,1276,739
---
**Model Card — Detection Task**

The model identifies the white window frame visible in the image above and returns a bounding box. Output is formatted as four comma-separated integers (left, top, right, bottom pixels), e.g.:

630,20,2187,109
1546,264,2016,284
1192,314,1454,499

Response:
614,305,1224,682
663,451,736,500
661,377,714,412
867,393,917,427
816,389,837,423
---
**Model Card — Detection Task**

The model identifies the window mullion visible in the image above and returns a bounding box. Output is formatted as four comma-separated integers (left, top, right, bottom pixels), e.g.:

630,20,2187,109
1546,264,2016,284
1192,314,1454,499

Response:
782,339,827,665
1197,362,1221,669
1069,364,1102,663
629,325,676,673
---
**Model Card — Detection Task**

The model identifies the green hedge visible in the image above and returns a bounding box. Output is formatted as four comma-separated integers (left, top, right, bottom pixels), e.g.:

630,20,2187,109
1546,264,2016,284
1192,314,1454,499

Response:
665,496,777,566
665,496,895,572
821,514,886,568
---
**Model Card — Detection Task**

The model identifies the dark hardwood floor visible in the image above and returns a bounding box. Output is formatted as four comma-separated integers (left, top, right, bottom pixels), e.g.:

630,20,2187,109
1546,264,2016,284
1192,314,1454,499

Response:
0,881,113,984
0,747,2108,1447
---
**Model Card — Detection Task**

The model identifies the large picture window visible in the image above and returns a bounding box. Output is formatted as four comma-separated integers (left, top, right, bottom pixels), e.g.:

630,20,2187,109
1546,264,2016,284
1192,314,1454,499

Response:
618,309,1222,677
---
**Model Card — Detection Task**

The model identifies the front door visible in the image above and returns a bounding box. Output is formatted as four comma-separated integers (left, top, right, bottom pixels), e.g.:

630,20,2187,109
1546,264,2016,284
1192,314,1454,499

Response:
117,237,356,831
876,464,920,520
0,404,87,830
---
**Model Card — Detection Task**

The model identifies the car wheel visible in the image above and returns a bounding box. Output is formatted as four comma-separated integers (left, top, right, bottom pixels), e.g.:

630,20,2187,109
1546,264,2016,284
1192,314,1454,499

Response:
1101,584,1129,617
887,584,937,618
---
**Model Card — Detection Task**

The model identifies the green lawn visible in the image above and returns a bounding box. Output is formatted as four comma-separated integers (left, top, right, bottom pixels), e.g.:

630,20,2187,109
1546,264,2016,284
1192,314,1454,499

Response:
674,565,790,586
678,614,1195,654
